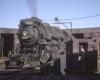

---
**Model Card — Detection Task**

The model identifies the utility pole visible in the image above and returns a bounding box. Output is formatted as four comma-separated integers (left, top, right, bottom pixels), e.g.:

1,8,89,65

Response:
53,17,72,33
53,17,74,39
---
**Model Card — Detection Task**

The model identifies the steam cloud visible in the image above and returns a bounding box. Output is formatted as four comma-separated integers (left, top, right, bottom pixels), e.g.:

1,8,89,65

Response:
27,0,38,17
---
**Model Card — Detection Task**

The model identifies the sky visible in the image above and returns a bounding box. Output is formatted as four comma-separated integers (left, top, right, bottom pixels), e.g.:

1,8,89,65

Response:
0,0,100,29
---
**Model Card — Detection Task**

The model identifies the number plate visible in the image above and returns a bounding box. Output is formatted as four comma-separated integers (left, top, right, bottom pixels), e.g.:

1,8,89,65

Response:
22,37,28,39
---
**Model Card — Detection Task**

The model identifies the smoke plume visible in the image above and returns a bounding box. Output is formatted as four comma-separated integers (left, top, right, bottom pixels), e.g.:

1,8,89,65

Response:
27,0,38,17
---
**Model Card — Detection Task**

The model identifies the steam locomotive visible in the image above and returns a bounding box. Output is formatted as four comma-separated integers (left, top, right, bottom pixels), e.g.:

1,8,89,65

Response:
8,17,69,68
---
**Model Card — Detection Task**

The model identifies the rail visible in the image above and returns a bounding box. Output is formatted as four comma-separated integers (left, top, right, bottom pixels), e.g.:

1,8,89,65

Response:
16,71,32,80
0,70,33,80
46,72,67,80
46,73,54,80
84,72,99,80
60,72,68,80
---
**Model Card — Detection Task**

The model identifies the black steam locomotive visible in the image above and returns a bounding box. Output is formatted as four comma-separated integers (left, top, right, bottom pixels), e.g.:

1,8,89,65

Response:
8,17,69,68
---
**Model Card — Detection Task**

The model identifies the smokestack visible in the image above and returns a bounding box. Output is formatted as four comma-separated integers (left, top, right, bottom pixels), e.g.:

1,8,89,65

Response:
27,0,38,17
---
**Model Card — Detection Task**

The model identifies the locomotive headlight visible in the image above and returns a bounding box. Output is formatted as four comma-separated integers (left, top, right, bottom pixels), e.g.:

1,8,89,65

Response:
22,31,27,36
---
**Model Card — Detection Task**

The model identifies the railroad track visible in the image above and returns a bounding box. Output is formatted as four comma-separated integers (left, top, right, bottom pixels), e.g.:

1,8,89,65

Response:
0,69,100,80
84,72,100,80
19,72,67,80
0,69,38,80
46,72,67,80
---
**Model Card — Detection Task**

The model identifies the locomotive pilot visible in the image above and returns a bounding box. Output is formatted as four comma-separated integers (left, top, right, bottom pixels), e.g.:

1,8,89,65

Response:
79,45,85,70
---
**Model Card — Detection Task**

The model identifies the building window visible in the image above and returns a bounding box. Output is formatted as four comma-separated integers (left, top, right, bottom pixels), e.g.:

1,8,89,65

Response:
93,39,96,42
94,33,98,37
89,33,94,37
88,37,92,39
98,32,100,37
92,38,96,42
85,37,86,39
73,33,84,39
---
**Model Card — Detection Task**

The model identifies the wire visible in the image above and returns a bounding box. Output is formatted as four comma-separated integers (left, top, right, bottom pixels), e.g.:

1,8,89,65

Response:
59,14,100,21
0,18,20,20
45,14,100,21
0,14,100,21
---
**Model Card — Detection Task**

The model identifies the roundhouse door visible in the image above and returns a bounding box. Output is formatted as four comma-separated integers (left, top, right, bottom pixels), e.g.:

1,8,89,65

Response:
1,33,14,57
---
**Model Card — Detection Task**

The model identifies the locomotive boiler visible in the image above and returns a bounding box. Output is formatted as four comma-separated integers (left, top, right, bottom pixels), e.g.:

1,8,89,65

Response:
8,17,69,68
